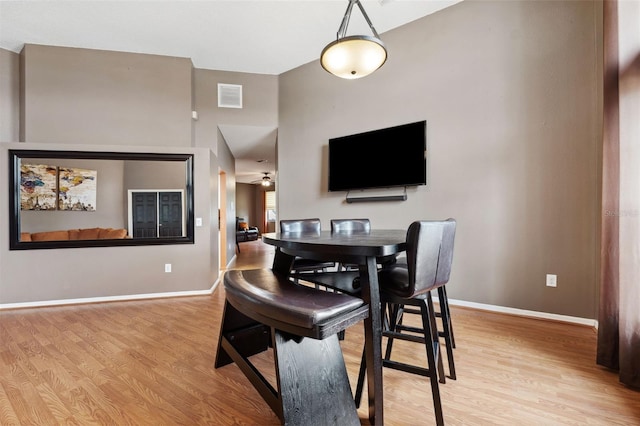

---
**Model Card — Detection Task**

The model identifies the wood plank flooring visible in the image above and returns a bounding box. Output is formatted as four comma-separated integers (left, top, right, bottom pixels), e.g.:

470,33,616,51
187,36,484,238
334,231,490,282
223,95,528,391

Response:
1,239,638,425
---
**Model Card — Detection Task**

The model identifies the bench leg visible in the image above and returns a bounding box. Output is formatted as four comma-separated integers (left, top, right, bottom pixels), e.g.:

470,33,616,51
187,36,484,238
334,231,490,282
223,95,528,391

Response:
216,300,360,425
215,300,270,368
273,330,360,426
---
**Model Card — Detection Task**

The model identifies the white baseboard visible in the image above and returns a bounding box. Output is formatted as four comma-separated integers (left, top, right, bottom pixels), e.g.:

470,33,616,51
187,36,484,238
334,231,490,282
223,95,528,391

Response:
443,297,597,327
0,280,596,329
0,279,220,311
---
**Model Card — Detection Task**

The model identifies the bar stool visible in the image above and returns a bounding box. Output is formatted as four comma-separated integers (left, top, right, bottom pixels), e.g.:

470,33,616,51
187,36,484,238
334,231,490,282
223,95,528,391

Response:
384,218,457,380
355,219,457,426
280,218,335,276
331,218,371,271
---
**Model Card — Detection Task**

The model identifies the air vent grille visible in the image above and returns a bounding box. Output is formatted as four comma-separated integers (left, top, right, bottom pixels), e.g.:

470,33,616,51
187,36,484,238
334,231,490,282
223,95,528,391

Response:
218,83,243,108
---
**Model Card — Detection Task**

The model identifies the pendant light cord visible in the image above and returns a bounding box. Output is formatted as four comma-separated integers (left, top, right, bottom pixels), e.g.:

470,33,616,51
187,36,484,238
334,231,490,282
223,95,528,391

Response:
336,0,381,40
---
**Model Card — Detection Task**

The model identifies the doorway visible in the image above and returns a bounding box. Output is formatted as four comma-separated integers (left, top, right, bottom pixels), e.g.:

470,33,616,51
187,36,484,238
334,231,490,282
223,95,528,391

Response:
128,190,185,238
219,170,227,268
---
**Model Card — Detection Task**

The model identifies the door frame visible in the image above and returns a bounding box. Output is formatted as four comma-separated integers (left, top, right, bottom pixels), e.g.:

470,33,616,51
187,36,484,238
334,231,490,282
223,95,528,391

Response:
128,189,185,238
218,170,227,268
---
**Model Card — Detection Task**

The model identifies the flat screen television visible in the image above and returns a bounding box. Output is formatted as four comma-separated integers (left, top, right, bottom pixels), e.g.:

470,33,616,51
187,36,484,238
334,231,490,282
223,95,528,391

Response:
328,120,426,192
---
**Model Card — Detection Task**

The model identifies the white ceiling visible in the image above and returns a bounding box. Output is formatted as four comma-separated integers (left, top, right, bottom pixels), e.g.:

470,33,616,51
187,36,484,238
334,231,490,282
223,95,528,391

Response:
0,0,461,183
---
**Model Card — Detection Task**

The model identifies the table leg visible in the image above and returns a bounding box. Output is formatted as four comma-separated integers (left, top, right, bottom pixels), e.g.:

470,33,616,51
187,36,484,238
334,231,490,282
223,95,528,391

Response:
359,256,384,425
272,247,295,275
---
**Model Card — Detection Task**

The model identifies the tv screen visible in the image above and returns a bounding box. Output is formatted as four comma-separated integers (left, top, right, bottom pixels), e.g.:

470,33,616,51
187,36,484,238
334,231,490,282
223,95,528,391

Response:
328,120,426,192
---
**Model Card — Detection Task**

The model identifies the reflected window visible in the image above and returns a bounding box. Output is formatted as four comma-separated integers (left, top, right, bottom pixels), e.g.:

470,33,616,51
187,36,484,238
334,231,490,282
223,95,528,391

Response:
265,190,276,231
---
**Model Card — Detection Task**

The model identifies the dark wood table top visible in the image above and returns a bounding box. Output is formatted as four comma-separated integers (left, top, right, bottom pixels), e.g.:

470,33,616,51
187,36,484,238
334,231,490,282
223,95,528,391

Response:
262,230,407,258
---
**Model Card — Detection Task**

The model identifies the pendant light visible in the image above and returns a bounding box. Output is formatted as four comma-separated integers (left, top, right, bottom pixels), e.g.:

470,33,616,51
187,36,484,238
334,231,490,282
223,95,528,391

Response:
320,0,387,79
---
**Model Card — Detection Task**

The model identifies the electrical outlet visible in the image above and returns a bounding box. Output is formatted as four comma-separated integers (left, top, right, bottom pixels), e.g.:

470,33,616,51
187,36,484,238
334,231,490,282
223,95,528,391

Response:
165,263,172,273
546,274,557,287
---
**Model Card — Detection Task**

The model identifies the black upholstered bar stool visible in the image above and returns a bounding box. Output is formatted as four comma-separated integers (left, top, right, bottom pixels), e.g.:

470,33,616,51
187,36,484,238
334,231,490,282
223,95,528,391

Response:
331,218,371,271
355,219,457,426
384,218,457,380
280,218,335,275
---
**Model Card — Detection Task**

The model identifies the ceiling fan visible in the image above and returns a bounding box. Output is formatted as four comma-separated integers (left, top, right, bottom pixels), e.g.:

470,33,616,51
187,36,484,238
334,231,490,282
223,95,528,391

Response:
251,172,273,186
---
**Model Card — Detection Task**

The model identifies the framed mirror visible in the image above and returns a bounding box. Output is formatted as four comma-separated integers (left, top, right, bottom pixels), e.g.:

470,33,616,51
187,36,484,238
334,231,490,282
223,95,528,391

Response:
9,149,194,250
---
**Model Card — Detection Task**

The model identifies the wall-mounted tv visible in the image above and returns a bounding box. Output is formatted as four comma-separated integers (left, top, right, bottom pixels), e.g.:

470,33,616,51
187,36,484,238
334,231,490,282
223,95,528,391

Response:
328,120,426,192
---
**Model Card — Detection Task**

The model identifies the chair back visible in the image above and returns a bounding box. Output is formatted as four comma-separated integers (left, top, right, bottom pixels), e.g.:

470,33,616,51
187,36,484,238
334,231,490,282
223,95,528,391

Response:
435,219,456,286
330,219,371,234
405,219,456,297
280,218,322,234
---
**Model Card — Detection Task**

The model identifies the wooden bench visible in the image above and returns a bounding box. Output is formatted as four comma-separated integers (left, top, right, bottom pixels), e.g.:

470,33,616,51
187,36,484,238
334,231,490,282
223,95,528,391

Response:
215,269,369,425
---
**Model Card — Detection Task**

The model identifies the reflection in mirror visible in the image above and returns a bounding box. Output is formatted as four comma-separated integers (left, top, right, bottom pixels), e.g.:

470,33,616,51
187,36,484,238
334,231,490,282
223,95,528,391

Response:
9,150,194,250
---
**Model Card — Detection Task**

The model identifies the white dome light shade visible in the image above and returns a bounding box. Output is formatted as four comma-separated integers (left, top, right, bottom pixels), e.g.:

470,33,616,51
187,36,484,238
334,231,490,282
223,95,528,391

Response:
321,0,387,80
321,35,387,79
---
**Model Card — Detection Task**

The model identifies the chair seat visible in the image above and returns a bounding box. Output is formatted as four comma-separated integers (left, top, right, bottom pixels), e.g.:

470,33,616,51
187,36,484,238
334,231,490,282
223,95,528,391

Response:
292,270,362,296
378,266,416,298
292,257,336,271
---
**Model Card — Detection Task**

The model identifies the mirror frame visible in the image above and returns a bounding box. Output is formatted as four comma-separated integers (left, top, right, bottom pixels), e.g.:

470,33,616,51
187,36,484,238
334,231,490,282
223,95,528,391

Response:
9,149,195,250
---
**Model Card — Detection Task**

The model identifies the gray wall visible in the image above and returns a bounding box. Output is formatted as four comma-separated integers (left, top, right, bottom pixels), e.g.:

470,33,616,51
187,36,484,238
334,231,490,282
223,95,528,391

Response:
123,160,186,190
278,0,602,319
217,131,237,260
0,48,19,141
1,43,279,305
1,45,216,304
1,142,213,304
193,68,278,258
20,44,192,146
236,183,257,226
193,69,278,140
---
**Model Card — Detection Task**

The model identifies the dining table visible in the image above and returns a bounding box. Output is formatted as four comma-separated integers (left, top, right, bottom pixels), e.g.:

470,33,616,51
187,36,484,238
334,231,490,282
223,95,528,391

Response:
262,229,407,426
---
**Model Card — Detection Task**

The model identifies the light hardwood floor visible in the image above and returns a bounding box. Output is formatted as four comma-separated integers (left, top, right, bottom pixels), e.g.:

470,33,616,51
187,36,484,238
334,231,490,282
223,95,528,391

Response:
1,240,638,425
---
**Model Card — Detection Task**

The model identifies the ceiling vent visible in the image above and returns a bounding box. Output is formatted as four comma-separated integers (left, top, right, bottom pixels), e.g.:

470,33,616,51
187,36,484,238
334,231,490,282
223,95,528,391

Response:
218,83,243,108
